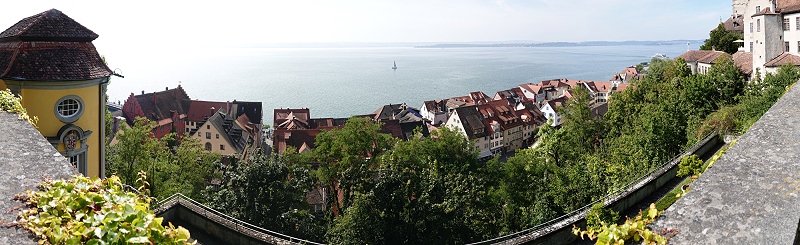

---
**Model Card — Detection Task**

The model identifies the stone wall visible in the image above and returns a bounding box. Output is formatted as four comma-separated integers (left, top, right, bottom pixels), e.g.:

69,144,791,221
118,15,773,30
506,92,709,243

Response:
0,112,78,245
155,194,322,245
652,84,800,243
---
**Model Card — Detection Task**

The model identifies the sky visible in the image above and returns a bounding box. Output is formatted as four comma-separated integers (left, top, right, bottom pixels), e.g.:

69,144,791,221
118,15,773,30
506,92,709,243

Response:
2,1,730,49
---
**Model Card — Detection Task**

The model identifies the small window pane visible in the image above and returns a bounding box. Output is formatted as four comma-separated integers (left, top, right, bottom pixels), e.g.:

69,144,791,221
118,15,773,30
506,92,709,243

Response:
58,99,80,117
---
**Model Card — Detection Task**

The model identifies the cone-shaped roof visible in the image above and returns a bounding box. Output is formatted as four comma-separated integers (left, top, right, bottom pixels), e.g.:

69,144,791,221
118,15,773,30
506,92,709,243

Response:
0,9,98,42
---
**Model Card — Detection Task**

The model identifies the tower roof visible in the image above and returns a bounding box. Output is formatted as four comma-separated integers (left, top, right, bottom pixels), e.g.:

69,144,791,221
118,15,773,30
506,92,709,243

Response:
0,9,112,81
0,9,98,42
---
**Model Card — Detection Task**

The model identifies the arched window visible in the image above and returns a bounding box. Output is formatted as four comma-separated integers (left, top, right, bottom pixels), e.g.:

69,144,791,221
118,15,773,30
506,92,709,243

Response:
205,142,212,151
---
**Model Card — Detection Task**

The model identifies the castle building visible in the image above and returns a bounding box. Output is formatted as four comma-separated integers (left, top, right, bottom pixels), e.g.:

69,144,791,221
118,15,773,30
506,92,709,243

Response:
738,0,800,76
0,9,118,177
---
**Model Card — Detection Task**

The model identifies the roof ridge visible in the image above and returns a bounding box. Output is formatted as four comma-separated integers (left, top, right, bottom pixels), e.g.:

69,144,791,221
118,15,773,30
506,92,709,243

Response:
16,10,48,40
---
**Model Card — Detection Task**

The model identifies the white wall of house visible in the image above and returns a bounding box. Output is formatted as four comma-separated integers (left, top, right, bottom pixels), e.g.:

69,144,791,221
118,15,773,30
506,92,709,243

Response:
744,0,784,77
541,103,561,127
783,13,800,54
519,86,546,103
686,61,699,74
698,63,714,74
444,110,465,137
444,110,493,158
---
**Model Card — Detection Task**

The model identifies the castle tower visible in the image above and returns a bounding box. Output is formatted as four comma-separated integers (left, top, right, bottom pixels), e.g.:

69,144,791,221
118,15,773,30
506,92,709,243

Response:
733,0,748,17
0,9,116,177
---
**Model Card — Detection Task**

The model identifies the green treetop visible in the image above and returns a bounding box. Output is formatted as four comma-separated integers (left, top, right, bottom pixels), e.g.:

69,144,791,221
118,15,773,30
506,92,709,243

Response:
701,23,743,54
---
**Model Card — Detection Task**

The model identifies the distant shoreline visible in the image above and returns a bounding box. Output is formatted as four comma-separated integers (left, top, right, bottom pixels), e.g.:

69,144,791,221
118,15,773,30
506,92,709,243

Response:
414,40,701,48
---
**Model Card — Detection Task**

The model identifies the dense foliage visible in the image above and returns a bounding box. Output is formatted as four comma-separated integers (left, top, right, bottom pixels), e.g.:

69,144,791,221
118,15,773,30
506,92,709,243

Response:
14,174,192,245
106,117,219,200
325,126,501,244
201,153,325,242
196,58,795,244
100,57,800,244
700,23,744,54
585,202,620,231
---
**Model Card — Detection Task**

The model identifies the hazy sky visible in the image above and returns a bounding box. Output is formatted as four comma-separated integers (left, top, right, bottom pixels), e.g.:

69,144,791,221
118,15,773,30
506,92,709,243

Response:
2,0,729,50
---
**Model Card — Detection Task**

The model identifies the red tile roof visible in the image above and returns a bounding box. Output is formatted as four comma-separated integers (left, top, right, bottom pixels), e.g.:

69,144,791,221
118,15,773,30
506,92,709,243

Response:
622,67,638,76
753,7,778,16
779,0,800,13
519,83,543,95
678,50,729,64
274,108,310,128
764,52,800,67
732,51,753,75
616,83,630,92
477,100,522,133
133,86,192,122
0,42,112,81
544,96,569,110
0,9,98,42
0,9,112,81
187,100,228,122
723,15,744,32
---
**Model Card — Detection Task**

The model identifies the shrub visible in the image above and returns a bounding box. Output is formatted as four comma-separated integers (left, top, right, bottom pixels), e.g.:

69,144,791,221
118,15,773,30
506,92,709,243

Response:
585,202,619,230
574,203,667,245
677,154,704,177
0,89,36,126
13,174,192,245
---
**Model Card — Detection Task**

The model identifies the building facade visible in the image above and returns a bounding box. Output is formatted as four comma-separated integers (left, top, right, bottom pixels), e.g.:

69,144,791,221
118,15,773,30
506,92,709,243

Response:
740,0,800,77
0,9,117,178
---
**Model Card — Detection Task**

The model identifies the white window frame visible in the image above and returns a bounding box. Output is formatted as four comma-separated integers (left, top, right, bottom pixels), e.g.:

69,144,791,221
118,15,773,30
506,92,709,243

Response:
54,95,85,123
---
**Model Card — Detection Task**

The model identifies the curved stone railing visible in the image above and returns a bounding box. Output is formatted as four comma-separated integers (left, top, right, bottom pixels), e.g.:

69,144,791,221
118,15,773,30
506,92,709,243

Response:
154,193,323,245
152,134,721,245
467,133,722,245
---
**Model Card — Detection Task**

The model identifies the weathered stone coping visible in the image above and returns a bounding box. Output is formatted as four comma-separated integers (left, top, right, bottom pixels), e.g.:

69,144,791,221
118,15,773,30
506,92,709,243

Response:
154,193,323,245
0,112,78,245
652,84,800,244
466,132,722,245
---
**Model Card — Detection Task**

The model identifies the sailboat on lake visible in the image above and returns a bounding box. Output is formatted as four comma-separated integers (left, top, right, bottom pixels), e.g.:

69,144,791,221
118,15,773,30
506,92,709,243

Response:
392,61,397,70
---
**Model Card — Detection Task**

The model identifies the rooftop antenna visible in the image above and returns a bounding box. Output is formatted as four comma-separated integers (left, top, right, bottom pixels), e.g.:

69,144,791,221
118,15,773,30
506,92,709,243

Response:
687,41,690,51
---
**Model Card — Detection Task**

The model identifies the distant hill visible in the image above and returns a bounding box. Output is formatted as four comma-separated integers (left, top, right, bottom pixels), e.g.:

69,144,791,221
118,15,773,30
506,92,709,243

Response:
415,40,702,48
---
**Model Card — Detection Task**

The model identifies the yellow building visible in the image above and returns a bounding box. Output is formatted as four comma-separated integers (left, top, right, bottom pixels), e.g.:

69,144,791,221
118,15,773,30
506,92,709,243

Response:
0,9,117,177
192,110,256,160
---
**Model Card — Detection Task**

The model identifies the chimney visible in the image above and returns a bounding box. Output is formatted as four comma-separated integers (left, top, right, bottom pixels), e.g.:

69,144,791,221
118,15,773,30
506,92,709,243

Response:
771,0,777,13
165,87,168,91
141,90,145,95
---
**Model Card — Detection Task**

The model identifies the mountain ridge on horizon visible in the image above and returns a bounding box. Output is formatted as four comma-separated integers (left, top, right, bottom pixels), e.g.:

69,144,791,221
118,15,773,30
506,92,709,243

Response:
221,40,703,49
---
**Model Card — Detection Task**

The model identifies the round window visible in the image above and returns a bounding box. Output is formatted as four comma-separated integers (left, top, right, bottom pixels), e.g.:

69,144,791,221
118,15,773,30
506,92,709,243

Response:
54,95,84,123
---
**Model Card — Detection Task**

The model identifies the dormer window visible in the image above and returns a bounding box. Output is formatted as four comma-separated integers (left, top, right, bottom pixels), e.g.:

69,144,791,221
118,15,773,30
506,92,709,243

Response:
756,6,761,12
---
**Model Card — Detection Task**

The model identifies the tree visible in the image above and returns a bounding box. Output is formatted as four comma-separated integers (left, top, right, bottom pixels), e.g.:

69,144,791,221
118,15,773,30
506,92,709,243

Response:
106,117,218,200
326,127,502,244
700,23,744,54
202,153,325,242
158,136,220,201
313,117,397,219
106,117,173,195
707,55,745,106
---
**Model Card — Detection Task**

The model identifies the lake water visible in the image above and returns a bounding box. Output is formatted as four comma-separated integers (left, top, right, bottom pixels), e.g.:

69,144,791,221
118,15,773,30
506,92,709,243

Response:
104,43,701,125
